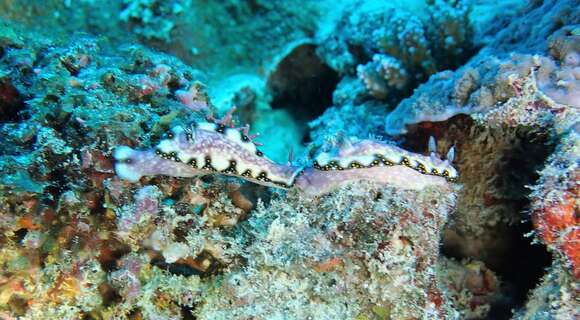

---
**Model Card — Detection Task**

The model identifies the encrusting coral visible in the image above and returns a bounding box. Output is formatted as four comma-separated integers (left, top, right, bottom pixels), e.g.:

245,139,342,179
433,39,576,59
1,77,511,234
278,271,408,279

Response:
120,0,190,42
317,0,474,100
438,258,501,319
0,22,214,318
197,181,460,319
357,54,409,100
529,129,579,279
513,260,580,319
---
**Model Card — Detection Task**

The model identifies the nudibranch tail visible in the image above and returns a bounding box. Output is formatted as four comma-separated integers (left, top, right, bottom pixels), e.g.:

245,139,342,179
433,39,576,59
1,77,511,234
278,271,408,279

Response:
295,165,449,196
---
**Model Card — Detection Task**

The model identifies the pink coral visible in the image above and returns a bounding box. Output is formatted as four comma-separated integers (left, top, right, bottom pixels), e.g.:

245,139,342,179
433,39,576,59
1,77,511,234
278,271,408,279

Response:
116,185,161,235
175,83,209,111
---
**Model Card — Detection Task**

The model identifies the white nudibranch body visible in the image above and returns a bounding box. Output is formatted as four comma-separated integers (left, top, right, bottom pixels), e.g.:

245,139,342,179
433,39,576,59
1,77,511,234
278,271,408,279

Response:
312,139,458,182
148,122,301,188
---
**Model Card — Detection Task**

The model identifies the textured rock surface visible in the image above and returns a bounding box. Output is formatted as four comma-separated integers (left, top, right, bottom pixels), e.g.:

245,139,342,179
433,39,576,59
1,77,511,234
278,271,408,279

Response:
198,182,459,319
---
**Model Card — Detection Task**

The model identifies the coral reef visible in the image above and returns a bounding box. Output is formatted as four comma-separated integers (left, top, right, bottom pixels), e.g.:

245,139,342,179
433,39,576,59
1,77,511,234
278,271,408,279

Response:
513,260,580,319
311,0,579,318
197,182,459,319
379,2,579,280
0,0,579,319
120,0,190,42
376,1,579,317
438,258,502,319
317,0,474,99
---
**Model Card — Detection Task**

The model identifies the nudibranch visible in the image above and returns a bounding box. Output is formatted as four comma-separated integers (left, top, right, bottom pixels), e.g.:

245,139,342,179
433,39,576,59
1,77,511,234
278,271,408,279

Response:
294,136,458,195
114,111,458,196
312,137,457,180
114,110,302,189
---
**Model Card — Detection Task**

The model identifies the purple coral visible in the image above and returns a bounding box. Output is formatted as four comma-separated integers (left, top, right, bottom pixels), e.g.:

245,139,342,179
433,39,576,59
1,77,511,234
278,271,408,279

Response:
116,185,161,235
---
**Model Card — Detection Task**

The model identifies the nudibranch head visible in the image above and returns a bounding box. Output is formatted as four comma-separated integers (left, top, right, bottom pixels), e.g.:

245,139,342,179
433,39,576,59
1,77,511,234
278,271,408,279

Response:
113,146,145,182
429,159,458,182
114,145,202,182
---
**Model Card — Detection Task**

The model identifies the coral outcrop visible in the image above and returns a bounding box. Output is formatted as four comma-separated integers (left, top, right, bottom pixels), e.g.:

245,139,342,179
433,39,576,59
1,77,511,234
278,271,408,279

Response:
380,2,579,280
317,0,474,101
376,1,579,317
198,182,459,319
120,0,190,42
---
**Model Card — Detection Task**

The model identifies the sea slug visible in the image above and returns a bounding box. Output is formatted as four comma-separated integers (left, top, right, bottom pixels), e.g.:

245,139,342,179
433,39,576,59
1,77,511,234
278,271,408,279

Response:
114,112,458,195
